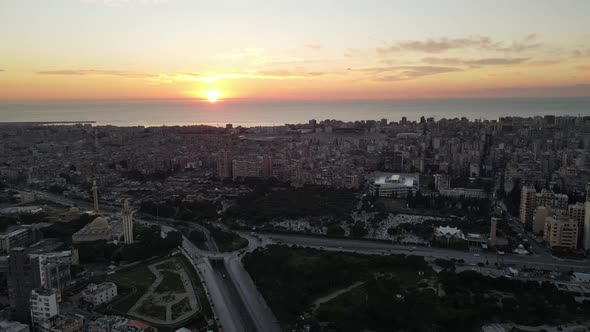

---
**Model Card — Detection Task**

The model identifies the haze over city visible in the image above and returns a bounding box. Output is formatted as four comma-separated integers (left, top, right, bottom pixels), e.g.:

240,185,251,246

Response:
1,2,590,332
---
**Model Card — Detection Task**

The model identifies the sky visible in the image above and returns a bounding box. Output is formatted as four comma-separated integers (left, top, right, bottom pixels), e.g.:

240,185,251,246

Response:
0,0,589,101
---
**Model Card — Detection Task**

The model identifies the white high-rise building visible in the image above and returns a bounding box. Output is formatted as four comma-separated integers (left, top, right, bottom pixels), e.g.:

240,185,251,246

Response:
584,183,590,251
122,200,134,244
30,289,59,330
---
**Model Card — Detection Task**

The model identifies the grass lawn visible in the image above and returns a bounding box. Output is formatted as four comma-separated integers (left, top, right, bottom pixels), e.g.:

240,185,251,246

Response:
137,301,167,321
156,260,178,271
154,271,185,293
219,236,249,252
107,265,157,313
171,297,192,320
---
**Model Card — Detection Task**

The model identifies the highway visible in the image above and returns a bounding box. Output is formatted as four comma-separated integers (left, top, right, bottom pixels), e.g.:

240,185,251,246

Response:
17,189,590,332
258,233,590,272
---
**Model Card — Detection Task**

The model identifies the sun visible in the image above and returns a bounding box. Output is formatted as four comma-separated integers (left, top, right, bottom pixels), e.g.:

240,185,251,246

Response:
205,90,221,103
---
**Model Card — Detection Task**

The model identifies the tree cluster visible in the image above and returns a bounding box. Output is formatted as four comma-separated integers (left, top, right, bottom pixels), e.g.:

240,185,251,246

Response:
225,186,356,224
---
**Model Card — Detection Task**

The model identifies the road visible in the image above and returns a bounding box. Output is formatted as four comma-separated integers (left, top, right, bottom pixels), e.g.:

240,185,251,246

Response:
259,233,590,272
210,260,257,332
18,189,590,331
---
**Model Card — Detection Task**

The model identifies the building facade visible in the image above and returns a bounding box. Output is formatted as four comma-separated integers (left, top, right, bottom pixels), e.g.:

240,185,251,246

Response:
30,289,59,331
8,248,39,323
543,216,578,249
568,202,586,248
81,282,118,306
369,174,419,198
0,229,33,255
520,186,537,226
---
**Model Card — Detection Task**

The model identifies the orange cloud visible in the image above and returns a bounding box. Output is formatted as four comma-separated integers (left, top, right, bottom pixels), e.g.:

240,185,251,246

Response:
377,34,541,54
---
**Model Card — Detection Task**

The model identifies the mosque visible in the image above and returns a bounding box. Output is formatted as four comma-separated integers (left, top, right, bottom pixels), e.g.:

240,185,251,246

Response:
71,181,134,244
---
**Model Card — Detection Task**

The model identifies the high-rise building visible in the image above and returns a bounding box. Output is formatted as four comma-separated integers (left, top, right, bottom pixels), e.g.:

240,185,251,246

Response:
519,186,537,227
8,248,39,323
216,150,232,178
261,155,273,178
520,186,569,228
232,159,259,179
30,288,59,330
392,151,404,172
433,174,450,191
7,248,74,323
543,216,578,249
584,183,590,251
92,180,99,213
30,252,73,291
568,202,586,248
122,200,134,244
533,206,551,235
536,189,568,212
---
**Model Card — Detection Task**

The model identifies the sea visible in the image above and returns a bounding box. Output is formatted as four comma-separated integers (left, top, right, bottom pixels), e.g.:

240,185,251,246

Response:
0,97,589,127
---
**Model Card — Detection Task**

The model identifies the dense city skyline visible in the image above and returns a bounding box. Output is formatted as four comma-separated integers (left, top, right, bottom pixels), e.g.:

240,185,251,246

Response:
1,0,590,101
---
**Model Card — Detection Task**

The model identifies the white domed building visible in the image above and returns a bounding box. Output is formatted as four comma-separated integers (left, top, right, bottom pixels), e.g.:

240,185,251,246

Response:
72,216,124,243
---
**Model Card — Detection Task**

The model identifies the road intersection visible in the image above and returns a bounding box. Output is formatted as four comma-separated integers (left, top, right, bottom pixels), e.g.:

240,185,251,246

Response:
22,190,590,332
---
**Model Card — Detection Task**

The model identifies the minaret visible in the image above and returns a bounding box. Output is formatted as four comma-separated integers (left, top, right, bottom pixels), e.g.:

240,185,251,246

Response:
123,200,134,244
490,217,498,247
92,180,99,212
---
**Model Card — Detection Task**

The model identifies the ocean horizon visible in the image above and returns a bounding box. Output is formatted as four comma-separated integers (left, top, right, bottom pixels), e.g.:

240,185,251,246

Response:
1,96,589,127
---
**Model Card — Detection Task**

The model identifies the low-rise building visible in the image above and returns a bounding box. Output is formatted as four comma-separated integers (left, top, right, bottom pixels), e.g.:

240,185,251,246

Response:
87,316,151,332
81,282,118,306
369,173,419,198
72,217,123,243
433,226,465,246
439,188,488,199
0,228,33,255
0,320,30,332
39,314,85,332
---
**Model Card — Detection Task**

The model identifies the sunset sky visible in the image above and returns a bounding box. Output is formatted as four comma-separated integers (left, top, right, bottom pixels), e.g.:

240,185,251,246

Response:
1,0,589,101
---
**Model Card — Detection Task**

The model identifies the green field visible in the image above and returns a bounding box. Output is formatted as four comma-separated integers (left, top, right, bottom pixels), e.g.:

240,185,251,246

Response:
107,265,157,313
154,271,185,293
156,260,178,271
171,297,192,320
244,245,590,332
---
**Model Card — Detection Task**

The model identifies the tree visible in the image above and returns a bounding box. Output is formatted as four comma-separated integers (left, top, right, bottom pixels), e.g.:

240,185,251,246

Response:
350,222,368,238
326,225,345,236
387,226,397,237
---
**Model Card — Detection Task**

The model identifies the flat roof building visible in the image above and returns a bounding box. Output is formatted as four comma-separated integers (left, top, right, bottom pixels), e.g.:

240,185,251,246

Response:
543,216,578,249
369,173,419,198
82,282,118,306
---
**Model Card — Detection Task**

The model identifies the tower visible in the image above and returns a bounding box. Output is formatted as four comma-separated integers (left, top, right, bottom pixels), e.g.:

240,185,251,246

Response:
490,217,498,247
92,180,99,213
8,248,40,323
122,200,134,244
584,183,590,251
217,150,232,178
519,186,536,227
